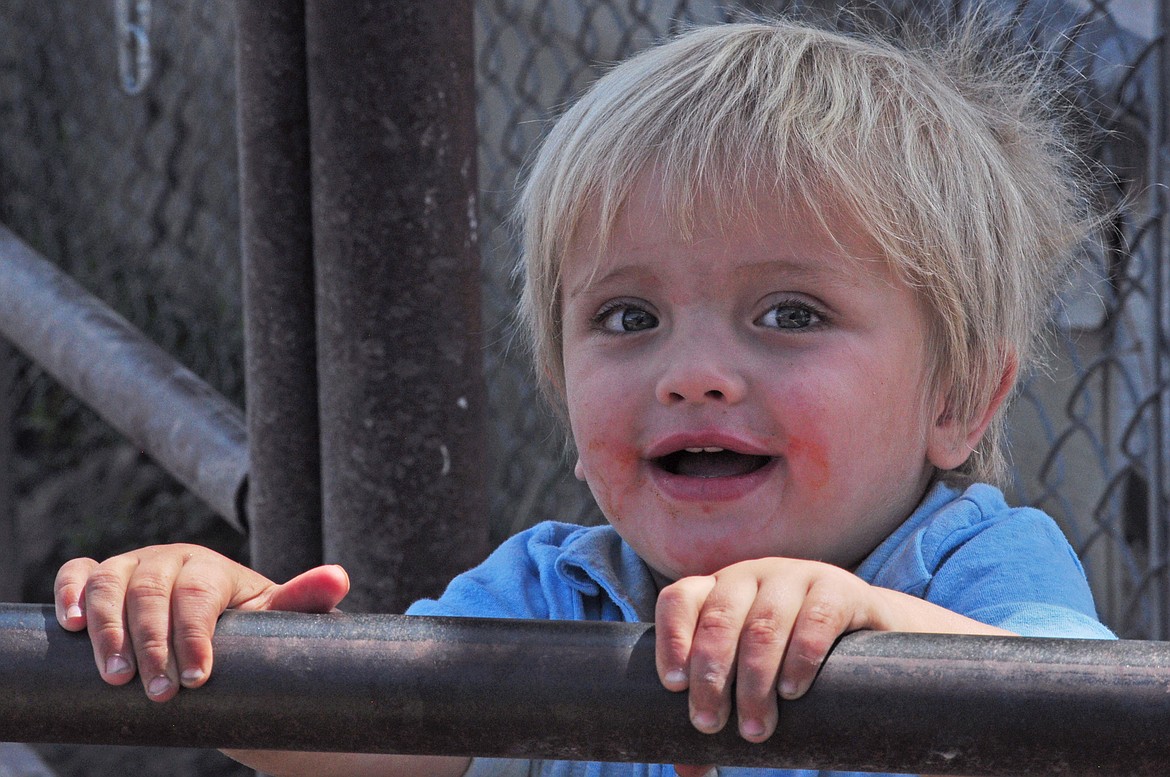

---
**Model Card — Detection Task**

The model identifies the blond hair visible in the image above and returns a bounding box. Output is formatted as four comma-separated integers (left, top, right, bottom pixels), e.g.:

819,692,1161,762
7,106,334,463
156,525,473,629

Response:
517,17,1094,484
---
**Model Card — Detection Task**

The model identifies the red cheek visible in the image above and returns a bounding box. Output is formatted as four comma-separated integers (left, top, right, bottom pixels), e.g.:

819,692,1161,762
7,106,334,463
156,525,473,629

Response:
786,435,831,490
582,438,643,523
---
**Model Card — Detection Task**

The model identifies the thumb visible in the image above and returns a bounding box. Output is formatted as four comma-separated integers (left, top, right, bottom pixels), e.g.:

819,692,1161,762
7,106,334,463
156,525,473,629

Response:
265,565,350,613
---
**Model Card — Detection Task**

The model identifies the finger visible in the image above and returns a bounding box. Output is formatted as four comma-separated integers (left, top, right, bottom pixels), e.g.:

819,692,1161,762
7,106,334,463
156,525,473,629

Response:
777,573,856,700
685,572,757,735
734,578,800,742
262,565,351,613
169,551,246,689
80,557,141,686
123,550,187,701
54,557,98,630
654,575,716,692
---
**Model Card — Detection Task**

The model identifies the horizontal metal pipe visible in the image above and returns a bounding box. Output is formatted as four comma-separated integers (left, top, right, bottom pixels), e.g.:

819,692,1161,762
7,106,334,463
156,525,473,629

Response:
0,603,1166,775
0,226,247,530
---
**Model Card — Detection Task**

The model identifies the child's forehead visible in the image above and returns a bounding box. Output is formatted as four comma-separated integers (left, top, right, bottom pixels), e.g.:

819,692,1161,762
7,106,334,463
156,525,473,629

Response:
561,185,904,301
565,176,886,275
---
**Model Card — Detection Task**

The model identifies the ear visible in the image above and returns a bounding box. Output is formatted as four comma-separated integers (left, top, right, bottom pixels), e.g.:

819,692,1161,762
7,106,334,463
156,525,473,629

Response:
927,350,1019,471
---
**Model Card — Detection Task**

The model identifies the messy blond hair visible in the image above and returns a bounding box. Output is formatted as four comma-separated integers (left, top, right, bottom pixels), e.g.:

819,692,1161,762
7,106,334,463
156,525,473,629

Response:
517,17,1094,484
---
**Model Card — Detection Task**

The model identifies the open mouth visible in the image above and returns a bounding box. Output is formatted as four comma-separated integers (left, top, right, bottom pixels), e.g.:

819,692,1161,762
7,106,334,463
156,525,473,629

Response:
654,447,773,478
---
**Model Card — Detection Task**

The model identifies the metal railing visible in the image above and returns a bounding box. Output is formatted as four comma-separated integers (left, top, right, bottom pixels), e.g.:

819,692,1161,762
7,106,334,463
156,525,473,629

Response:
1,604,1166,776
0,225,248,530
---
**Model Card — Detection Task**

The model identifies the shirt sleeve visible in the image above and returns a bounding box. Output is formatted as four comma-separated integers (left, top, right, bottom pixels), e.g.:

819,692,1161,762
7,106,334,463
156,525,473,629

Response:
920,505,1115,639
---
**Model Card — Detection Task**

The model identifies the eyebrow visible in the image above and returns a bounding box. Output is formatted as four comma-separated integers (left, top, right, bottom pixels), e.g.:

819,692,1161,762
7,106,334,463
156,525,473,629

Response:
564,256,866,300
564,265,655,300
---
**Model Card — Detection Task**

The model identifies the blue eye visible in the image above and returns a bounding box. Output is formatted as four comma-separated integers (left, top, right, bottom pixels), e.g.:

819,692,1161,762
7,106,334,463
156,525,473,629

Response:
758,302,822,330
596,304,658,333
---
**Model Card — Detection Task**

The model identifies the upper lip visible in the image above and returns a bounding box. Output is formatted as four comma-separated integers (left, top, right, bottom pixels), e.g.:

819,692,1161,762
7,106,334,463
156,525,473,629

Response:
645,431,774,460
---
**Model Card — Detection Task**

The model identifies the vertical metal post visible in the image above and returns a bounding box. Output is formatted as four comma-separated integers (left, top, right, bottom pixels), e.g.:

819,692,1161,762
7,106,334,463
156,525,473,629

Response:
0,340,19,601
1152,0,1170,639
235,0,323,581
305,0,488,611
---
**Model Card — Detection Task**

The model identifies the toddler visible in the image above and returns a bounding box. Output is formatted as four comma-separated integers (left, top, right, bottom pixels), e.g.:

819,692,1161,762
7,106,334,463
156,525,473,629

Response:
54,17,1114,777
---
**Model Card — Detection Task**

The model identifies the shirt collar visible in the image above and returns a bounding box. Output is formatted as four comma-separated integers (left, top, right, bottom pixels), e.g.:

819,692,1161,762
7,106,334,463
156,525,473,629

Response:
554,524,659,622
551,479,960,622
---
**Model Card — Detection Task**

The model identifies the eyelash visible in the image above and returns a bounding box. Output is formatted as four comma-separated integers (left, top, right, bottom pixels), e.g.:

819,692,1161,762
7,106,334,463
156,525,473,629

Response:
588,297,828,334
591,300,658,334
755,298,828,331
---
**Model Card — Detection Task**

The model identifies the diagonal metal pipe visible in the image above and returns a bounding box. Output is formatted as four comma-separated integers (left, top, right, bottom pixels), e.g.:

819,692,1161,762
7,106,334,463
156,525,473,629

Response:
0,227,248,531
0,603,1166,775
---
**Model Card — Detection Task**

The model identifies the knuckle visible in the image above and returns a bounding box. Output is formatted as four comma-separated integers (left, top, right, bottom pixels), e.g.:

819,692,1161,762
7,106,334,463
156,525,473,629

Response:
656,581,697,613
55,557,96,584
789,631,833,668
692,659,733,690
172,577,222,609
696,607,739,638
83,573,130,620
662,575,714,601
740,615,784,647
800,584,849,629
125,572,174,607
92,621,126,648
172,619,212,650
85,567,127,597
660,632,692,661
133,634,172,667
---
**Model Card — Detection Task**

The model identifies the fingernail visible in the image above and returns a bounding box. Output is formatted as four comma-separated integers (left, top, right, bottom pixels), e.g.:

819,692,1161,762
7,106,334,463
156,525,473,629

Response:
740,718,766,738
147,676,172,697
779,679,800,699
105,655,132,676
65,604,83,620
180,668,205,686
691,710,720,733
664,669,687,686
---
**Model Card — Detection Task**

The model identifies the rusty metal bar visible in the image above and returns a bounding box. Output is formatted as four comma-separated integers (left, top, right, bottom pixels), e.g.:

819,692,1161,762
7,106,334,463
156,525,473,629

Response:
0,604,1165,775
235,0,323,582
304,0,488,611
0,226,247,531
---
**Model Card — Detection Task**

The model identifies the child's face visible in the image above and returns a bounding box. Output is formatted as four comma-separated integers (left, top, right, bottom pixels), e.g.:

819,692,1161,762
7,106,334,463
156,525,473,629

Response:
560,177,959,580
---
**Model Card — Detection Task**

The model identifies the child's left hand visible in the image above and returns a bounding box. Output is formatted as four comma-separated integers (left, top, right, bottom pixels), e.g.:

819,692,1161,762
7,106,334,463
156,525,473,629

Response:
654,557,1011,748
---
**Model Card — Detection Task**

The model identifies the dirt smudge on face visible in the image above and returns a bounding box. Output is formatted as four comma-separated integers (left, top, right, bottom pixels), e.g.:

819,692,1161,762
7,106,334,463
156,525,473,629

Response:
581,437,644,523
785,435,831,490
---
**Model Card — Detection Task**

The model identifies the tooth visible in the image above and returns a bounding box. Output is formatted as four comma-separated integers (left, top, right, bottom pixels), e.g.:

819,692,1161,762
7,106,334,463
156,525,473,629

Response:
703,447,723,453
685,447,704,453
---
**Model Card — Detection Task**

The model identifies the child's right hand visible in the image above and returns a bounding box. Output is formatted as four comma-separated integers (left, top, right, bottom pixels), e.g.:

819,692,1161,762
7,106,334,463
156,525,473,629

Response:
53,544,349,702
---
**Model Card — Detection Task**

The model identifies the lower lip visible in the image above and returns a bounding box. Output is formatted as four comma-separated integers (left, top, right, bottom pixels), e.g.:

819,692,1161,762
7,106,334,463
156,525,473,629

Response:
649,458,778,503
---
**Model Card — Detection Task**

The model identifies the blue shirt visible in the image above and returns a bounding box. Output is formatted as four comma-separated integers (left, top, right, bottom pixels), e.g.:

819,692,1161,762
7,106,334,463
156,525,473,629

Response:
407,482,1114,777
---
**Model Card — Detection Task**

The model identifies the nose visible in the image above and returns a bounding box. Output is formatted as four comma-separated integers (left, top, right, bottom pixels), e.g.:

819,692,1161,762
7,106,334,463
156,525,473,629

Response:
654,339,748,406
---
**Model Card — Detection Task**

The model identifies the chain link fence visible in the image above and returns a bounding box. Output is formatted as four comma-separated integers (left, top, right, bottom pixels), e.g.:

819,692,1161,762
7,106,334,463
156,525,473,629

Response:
0,0,1166,665
0,1,246,608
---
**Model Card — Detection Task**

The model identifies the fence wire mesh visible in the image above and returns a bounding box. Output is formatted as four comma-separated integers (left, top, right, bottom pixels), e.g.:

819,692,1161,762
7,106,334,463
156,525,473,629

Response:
0,0,1167,643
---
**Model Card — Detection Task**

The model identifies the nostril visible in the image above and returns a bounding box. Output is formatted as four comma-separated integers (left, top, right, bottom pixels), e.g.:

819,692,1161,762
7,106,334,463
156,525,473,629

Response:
705,389,725,400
